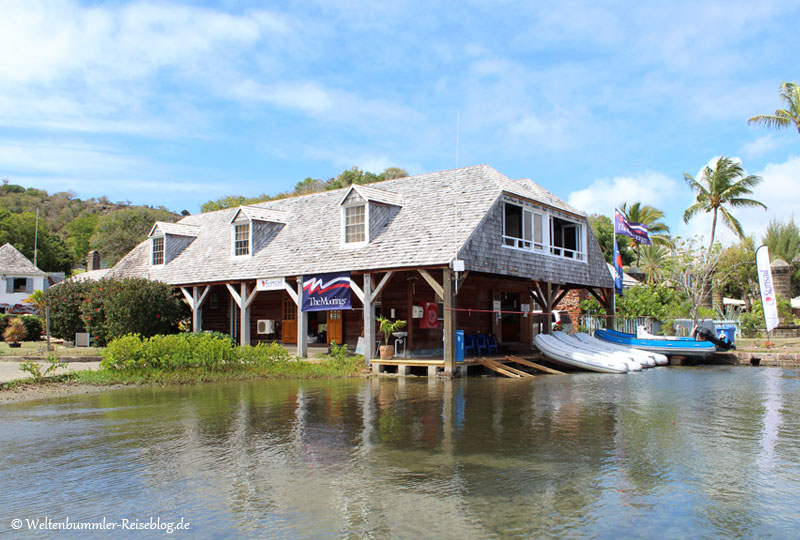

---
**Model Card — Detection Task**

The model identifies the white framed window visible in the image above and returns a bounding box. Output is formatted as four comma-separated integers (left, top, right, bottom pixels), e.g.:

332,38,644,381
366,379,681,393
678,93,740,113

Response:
344,204,366,244
550,216,584,261
151,236,165,265
233,222,251,256
502,203,544,251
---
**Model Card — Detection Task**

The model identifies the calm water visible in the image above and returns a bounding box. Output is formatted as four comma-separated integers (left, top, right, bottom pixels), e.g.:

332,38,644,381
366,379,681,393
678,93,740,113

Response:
2,367,800,539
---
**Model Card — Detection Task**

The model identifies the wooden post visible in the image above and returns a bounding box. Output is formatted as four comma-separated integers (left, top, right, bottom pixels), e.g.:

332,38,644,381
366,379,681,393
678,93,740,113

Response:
407,275,414,354
605,288,615,330
363,274,373,365
543,282,553,335
297,276,307,357
443,268,456,374
240,282,249,346
192,287,201,333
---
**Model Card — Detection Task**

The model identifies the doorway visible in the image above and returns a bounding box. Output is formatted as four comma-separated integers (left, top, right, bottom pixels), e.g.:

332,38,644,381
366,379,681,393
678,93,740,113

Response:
501,292,521,342
282,293,297,344
327,310,343,344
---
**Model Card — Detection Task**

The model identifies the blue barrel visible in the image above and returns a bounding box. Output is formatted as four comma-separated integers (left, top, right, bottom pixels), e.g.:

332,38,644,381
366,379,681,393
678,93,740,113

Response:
716,324,736,344
456,330,465,363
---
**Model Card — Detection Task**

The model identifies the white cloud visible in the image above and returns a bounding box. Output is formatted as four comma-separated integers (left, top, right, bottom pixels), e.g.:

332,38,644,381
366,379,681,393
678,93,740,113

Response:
567,171,682,216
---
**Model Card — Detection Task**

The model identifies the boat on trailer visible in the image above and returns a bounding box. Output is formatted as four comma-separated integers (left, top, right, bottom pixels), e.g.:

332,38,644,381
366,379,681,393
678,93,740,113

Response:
534,334,629,374
594,328,716,359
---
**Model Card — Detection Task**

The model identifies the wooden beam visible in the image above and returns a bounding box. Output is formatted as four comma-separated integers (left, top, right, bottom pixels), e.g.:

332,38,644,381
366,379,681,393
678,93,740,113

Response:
476,357,522,378
418,269,444,301
297,277,307,357
350,278,364,303
180,287,194,309
370,271,394,303
196,285,210,308
505,355,566,375
586,286,605,306
226,283,242,308
243,286,259,309
363,274,374,365
552,285,571,309
455,270,469,294
284,280,299,305
239,282,249,346
443,268,456,374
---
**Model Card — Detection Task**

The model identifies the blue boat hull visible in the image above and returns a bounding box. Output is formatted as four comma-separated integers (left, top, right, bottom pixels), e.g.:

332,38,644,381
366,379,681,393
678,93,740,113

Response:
594,329,716,359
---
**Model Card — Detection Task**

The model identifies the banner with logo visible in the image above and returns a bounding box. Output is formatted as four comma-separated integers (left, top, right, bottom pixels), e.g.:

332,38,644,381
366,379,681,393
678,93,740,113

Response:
612,235,624,296
614,208,651,245
756,245,779,333
302,272,352,312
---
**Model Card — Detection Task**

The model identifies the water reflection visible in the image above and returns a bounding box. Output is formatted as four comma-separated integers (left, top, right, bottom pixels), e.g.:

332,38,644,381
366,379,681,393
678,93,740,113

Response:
2,369,800,539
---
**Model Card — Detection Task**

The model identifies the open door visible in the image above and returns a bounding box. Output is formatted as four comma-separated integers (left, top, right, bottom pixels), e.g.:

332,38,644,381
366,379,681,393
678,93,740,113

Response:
282,293,297,344
327,310,342,344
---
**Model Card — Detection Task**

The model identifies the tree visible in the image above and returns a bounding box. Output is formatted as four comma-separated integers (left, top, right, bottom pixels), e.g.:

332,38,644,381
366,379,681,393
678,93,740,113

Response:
748,82,800,134
762,217,800,296
64,214,99,263
619,202,673,264
587,214,634,265
715,237,758,309
90,207,179,266
0,209,74,273
637,245,669,285
683,156,766,251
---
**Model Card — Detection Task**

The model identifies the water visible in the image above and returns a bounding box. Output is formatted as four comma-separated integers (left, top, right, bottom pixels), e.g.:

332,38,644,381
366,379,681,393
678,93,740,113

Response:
2,367,800,539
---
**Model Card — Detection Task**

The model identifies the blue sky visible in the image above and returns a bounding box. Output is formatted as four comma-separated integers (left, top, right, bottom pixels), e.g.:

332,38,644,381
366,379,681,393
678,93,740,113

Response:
1,0,798,245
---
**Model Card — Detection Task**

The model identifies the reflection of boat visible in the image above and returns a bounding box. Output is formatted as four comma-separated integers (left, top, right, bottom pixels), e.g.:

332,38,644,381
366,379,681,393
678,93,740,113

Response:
552,332,643,371
574,333,666,366
534,334,629,374
594,328,716,359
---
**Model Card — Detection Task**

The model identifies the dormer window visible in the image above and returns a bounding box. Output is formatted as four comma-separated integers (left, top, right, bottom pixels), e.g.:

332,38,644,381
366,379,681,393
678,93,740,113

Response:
234,223,250,256
344,205,366,243
152,236,164,265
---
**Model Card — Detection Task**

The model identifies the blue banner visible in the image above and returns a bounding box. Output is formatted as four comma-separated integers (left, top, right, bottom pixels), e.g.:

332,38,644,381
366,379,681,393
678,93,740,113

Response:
615,209,651,245
302,272,352,312
613,235,624,296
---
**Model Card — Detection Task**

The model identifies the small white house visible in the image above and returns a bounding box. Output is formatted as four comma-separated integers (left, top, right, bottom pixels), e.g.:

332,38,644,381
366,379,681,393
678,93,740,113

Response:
0,243,47,313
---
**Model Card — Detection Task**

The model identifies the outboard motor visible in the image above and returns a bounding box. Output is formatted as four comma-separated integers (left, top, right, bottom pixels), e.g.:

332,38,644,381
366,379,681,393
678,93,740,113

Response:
694,326,736,351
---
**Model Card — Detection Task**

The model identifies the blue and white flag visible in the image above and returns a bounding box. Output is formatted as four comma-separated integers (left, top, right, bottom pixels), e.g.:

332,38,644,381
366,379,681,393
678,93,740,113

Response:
302,272,352,312
615,209,651,245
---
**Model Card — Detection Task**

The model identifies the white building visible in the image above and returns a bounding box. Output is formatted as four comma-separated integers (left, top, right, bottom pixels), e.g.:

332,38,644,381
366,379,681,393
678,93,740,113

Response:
0,243,47,313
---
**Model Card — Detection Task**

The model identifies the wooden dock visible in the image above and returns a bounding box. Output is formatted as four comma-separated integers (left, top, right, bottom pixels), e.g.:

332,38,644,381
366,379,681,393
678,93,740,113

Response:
369,354,566,378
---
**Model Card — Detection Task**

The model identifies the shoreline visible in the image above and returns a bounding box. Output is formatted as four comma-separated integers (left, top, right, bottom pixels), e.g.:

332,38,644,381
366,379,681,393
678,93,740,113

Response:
0,381,130,404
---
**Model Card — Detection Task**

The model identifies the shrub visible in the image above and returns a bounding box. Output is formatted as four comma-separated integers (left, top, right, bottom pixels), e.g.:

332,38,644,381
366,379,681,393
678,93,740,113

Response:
44,279,92,340
19,315,43,342
3,317,27,344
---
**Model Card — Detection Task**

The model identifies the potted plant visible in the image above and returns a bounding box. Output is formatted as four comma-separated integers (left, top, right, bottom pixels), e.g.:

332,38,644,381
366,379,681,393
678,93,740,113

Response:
376,315,406,359
4,317,27,348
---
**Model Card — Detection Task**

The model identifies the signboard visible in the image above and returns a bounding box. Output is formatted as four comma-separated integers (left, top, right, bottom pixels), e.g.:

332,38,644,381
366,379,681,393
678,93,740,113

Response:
756,246,780,333
256,277,285,291
302,272,352,312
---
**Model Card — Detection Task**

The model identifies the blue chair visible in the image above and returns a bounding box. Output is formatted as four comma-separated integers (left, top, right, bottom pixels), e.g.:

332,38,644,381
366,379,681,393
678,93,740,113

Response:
464,334,477,356
486,334,499,354
476,334,489,355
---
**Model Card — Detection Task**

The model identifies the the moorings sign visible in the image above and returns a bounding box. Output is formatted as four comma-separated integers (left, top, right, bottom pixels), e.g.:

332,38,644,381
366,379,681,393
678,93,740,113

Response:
256,277,285,291
302,272,352,312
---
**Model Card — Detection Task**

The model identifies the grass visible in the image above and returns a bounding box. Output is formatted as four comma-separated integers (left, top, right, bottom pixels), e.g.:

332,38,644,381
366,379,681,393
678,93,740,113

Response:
1,354,366,392
735,337,800,353
0,340,103,357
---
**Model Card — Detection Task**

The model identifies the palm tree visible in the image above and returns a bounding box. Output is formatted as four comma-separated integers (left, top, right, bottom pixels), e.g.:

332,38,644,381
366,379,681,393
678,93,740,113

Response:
748,82,800,134
683,157,766,251
619,202,673,264
638,245,668,285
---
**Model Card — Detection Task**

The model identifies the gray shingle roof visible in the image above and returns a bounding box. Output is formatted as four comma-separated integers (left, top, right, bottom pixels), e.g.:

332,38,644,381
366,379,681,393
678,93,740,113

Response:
0,243,46,276
340,184,404,207
149,222,200,237
511,178,584,216
110,165,606,287
230,206,289,224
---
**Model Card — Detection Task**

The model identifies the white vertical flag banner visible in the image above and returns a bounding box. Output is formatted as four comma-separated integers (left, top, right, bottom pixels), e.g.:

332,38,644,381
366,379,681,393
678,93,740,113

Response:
756,245,780,333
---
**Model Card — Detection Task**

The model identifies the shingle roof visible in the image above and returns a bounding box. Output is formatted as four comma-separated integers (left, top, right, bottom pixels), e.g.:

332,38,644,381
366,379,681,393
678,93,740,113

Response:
230,206,289,224
340,184,404,207
149,222,200,237
0,243,46,276
110,165,603,286
511,178,584,216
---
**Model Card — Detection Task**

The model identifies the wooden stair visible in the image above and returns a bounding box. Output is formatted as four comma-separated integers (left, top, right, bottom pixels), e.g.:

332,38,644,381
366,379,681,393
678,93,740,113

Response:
476,357,534,378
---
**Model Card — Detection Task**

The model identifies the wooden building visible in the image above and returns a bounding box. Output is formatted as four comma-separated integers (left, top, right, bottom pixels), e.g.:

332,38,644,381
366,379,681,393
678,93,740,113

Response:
109,165,613,374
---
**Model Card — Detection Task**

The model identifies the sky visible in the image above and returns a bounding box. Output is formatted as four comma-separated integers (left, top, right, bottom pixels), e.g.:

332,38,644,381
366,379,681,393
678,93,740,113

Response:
1,0,798,246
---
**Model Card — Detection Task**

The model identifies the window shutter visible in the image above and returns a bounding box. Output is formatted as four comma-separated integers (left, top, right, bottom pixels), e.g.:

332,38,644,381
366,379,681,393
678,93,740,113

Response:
26,278,34,293
5,279,11,294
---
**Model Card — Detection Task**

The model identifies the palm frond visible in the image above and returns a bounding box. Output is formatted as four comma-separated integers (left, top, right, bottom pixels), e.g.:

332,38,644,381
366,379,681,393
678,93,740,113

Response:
727,197,767,210
719,207,745,239
683,201,707,223
747,114,791,129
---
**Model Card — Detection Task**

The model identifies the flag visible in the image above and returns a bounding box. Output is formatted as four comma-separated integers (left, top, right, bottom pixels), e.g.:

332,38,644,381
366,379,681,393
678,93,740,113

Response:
615,209,651,245
756,246,779,333
302,272,352,312
612,234,624,295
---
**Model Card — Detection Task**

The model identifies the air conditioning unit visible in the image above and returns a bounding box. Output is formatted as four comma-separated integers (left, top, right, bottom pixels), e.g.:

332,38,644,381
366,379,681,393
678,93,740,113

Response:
257,319,275,334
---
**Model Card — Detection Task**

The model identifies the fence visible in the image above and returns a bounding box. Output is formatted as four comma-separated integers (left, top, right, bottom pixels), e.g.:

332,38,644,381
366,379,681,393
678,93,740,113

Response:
578,316,742,337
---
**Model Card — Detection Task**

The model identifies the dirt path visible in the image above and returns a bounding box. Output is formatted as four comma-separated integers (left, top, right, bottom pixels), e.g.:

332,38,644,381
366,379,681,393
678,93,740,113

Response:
0,361,101,384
